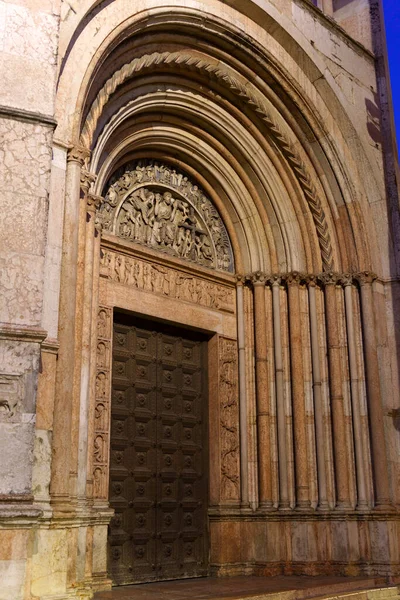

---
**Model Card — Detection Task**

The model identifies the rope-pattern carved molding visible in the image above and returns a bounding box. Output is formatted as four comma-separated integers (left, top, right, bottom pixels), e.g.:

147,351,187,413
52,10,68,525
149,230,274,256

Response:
79,51,334,271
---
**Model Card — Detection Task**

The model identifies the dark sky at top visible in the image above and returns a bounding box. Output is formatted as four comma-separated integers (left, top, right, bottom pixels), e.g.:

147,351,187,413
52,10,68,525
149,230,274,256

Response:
382,0,400,156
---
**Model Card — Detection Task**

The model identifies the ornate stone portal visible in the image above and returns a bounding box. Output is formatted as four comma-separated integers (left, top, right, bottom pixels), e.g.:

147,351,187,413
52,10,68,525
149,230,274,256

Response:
97,161,234,273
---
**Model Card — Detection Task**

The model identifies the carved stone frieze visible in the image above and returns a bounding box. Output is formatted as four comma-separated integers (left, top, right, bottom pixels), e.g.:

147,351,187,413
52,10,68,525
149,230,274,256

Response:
93,305,113,500
219,337,240,501
100,249,235,313
97,161,234,273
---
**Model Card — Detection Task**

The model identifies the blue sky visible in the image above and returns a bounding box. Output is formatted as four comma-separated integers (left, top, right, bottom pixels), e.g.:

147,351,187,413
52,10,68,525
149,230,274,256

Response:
383,0,400,153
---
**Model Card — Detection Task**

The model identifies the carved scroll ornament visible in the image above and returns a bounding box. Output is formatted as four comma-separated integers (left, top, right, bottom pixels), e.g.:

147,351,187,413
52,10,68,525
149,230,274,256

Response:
97,161,234,273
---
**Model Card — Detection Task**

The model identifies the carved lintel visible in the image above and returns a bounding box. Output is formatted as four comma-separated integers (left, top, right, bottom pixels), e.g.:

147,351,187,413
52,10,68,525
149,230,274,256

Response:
67,145,91,167
100,250,235,313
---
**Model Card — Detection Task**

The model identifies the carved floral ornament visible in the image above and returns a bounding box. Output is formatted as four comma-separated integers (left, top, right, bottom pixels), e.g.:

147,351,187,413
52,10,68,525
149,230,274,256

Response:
97,161,234,273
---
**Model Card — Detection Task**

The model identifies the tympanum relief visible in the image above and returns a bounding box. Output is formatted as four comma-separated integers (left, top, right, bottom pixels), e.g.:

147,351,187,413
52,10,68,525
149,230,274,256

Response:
97,161,234,273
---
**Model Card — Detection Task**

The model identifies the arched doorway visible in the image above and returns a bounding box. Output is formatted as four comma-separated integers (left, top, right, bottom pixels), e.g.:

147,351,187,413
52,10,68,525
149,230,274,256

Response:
46,5,400,596
95,159,240,585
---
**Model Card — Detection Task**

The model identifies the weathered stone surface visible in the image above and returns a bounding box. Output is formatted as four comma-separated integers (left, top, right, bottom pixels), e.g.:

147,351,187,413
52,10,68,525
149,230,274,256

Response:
1,0,400,598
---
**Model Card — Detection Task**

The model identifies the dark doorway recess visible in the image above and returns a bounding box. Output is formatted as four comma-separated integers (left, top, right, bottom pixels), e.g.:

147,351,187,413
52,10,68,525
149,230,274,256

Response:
108,312,209,585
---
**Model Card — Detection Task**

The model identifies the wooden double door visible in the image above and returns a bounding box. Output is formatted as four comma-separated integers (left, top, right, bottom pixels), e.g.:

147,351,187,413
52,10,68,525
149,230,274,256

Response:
108,313,209,585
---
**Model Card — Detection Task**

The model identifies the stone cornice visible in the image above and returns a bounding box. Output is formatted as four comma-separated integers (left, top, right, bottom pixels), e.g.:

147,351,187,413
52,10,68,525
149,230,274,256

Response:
295,0,375,61
41,338,60,354
0,324,48,343
0,104,57,128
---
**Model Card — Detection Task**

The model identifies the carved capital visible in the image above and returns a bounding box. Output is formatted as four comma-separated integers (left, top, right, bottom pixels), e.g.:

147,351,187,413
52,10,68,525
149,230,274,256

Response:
285,271,304,286
235,274,246,286
340,273,355,287
267,274,281,287
80,169,97,195
251,271,268,286
67,145,91,167
355,271,377,286
304,274,317,287
87,193,103,213
317,271,339,286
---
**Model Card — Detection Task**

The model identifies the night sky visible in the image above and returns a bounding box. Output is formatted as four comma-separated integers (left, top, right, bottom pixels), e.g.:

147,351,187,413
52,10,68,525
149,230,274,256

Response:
382,0,400,155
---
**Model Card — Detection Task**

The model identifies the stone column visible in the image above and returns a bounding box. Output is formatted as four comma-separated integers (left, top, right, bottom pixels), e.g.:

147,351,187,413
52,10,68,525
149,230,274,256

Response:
320,272,351,509
322,0,334,16
77,193,102,501
356,272,391,508
236,277,249,507
286,273,310,508
50,146,91,506
270,276,289,508
307,276,328,509
342,275,368,510
252,272,273,508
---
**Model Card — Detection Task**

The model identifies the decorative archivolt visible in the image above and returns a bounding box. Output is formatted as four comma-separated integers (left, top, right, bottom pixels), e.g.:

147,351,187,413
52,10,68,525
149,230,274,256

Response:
98,161,234,272
80,51,334,271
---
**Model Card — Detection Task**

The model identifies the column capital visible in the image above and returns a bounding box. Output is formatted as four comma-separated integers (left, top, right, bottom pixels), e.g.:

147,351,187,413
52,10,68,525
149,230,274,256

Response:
67,145,91,167
317,271,339,286
251,271,268,286
355,271,378,286
285,271,304,286
86,193,103,214
235,274,246,286
304,274,317,287
267,274,281,287
80,169,97,195
340,273,355,287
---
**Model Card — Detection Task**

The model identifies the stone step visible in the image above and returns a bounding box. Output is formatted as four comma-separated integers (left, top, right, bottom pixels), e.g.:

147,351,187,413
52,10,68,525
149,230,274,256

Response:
93,576,400,600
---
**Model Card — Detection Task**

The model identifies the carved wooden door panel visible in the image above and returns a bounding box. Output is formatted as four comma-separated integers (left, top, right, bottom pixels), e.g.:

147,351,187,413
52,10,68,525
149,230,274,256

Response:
109,315,208,585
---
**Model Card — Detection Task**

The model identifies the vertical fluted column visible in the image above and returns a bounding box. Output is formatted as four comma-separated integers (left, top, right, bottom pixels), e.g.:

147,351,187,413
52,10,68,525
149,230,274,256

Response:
237,276,249,507
320,272,351,509
270,276,289,508
51,146,91,505
342,275,369,509
252,272,273,508
77,193,102,501
287,273,310,508
307,276,328,509
356,272,391,508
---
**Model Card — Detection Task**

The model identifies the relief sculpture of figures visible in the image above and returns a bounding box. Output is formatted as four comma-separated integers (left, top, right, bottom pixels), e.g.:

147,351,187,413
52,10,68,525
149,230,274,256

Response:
100,250,235,313
97,160,234,272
